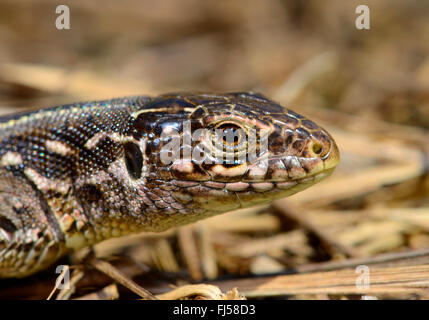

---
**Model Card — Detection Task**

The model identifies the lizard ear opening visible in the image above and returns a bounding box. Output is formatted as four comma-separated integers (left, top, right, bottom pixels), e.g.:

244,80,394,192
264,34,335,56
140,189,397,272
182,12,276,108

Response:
123,142,143,180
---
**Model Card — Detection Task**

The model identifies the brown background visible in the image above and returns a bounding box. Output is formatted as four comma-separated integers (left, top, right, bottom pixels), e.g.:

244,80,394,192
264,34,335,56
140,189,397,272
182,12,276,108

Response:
2,0,429,299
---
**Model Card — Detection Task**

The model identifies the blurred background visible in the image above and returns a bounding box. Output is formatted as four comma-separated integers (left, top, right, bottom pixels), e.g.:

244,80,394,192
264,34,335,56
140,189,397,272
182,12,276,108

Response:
2,0,429,299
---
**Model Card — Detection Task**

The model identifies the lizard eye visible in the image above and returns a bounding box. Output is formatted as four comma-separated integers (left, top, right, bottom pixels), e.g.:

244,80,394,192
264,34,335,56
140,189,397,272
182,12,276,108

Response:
213,123,246,152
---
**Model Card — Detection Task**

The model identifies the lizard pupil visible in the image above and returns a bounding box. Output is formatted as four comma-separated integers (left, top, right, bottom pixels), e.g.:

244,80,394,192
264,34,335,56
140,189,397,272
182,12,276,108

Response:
218,124,242,146
223,128,239,144
123,142,143,180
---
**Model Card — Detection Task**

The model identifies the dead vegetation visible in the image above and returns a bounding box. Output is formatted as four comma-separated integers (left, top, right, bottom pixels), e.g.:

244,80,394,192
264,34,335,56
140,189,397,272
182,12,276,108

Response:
1,0,429,300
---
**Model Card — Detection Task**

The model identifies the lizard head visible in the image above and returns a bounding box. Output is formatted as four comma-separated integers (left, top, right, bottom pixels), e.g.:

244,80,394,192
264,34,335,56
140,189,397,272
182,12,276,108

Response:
124,92,339,231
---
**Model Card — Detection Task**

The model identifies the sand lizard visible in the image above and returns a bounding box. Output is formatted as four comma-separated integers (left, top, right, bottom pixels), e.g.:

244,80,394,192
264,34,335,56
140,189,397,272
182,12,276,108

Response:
0,92,339,278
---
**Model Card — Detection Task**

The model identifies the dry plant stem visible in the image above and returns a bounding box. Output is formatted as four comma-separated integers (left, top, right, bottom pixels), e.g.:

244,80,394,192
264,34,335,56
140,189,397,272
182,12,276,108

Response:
155,284,245,300
56,269,85,300
89,257,157,300
150,238,180,273
273,202,360,258
178,226,203,281
210,264,429,297
74,284,119,300
204,213,280,232
46,264,70,300
156,284,222,300
295,248,429,273
225,230,312,258
289,162,425,207
93,230,176,258
198,225,218,280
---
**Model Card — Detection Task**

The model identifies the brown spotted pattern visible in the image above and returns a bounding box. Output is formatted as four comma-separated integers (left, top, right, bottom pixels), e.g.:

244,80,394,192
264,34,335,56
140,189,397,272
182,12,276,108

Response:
0,92,339,277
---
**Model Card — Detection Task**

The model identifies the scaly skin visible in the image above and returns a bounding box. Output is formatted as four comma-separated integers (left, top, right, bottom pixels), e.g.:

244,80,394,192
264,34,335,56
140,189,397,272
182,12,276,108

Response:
0,92,339,278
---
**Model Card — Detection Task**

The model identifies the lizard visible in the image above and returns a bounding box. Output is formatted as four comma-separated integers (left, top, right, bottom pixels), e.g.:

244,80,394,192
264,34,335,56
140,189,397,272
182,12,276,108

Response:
0,92,339,278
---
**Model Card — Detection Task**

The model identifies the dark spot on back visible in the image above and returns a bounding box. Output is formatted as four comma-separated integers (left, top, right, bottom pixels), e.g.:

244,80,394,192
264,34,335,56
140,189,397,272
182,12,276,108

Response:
78,184,103,202
124,142,143,179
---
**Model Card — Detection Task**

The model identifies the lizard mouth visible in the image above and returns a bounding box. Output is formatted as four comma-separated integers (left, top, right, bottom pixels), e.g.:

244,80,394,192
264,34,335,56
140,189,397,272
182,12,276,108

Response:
205,166,336,193
167,132,340,190
171,165,337,216
171,140,340,213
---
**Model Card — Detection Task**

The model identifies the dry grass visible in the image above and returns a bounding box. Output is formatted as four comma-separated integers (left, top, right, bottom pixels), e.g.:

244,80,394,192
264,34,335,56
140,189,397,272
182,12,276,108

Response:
1,0,429,300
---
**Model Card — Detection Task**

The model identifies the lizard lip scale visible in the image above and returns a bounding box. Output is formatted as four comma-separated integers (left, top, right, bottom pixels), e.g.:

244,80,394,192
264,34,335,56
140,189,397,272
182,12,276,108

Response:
0,92,339,278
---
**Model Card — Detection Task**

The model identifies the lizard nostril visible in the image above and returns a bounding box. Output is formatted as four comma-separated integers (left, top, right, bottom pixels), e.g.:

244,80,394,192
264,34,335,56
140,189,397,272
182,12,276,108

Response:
312,142,323,156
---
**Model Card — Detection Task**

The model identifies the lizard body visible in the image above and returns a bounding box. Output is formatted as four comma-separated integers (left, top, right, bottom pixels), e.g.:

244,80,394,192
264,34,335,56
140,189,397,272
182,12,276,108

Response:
0,92,339,278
